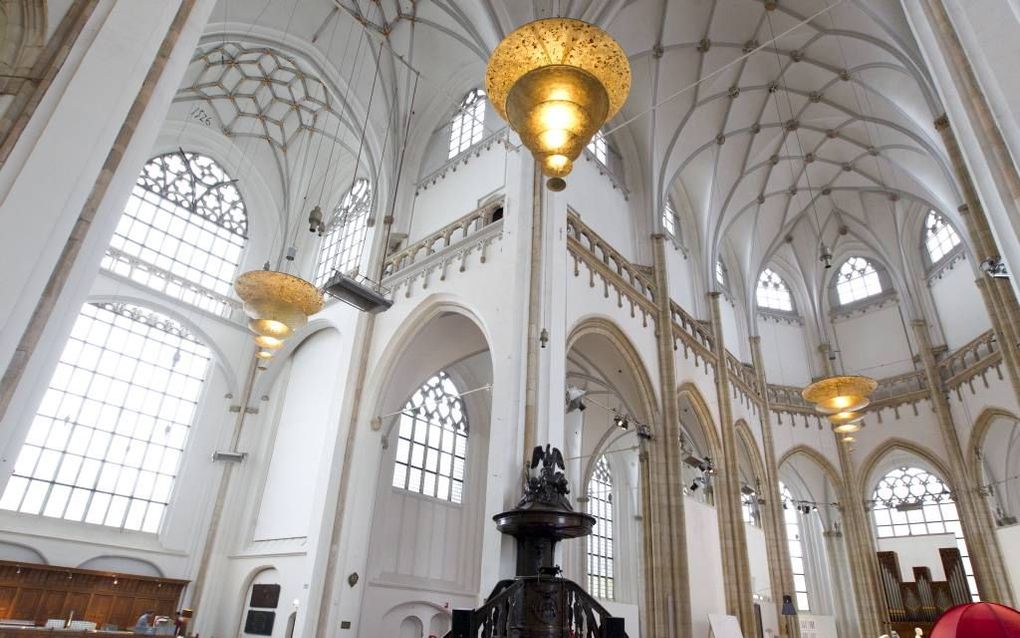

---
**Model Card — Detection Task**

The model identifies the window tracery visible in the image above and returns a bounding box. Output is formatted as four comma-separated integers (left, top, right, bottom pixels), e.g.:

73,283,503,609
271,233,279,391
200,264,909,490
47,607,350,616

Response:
871,466,978,599
587,455,614,599
924,211,961,265
835,256,883,305
314,178,372,285
756,268,793,312
448,89,486,158
391,372,468,504
101,151,246,317
0,303,211,533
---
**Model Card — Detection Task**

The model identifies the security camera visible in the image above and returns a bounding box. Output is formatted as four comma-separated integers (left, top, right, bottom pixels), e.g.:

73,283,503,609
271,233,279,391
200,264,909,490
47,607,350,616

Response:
980,257,1010,279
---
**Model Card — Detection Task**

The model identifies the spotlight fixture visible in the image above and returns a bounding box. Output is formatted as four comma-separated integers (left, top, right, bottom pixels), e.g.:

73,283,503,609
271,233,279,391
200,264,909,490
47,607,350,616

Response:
980,257,1010,279
690,477,706,492
613,413,630,430
485,18,631,191
740,483,756,496
565,386,588,412
820,243,833,269
636,424,653,440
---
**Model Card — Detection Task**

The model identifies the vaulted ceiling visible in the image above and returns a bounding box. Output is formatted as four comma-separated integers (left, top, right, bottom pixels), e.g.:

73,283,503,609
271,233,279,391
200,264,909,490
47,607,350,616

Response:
200,0,960,321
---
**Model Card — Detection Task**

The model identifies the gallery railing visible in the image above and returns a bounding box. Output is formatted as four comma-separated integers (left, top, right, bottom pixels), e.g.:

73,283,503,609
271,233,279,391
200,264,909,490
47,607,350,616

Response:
383,198,505,277
566,211,658,326
937,330,1000,391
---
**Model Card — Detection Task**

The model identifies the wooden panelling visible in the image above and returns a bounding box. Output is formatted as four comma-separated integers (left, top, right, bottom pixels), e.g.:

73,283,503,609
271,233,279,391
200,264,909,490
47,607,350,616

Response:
0,562,187,630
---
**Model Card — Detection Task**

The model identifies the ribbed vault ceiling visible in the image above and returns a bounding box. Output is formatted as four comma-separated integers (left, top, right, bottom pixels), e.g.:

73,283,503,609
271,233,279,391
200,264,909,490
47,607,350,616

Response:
206,0,958,323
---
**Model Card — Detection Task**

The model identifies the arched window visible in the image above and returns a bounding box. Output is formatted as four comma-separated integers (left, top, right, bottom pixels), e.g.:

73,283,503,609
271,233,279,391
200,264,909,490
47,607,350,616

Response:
835,256,883,305
741,484,761,527
102,151,246,317
587,455,614,599
871,466,978,600
780,482,811,612
587,130,608,165
924,211,961,264
715,259,728,287
662,198,678,238
314,178,372,285
757,268,793,312
391,372,468,504
448,89,486,158
0,303,211,533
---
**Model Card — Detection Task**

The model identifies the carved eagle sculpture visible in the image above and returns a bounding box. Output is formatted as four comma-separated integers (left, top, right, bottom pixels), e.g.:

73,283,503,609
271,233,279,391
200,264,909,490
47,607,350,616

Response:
519,444,572,511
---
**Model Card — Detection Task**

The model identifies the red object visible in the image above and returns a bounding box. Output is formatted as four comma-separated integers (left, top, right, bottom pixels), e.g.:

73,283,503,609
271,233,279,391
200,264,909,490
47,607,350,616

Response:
932,602,1020,637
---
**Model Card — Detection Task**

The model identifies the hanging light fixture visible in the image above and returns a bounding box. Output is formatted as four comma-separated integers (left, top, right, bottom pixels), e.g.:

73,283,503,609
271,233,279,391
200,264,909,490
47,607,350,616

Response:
828,410,864,434
801,375,877,414
235,268,323,360
485,18,631,191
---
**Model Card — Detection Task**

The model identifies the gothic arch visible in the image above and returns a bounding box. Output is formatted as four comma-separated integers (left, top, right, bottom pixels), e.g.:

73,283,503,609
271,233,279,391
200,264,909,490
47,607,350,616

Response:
677,381,723,463
568,316,659,487
856,437,954,501
734,420,767,487
778,445,845,495
967,407,1020,484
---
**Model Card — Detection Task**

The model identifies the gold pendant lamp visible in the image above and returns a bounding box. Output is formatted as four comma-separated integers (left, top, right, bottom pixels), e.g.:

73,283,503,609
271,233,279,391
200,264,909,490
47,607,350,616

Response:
802,375,876,442
485,18,631,191
801,375,877,414
234,269,323,360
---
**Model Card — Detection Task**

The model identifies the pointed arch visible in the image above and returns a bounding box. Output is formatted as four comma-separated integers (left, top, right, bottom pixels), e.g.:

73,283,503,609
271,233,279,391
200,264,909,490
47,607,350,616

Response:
676,381,723,463
857,437,953,498
777,445,845,494
967,407,1020,484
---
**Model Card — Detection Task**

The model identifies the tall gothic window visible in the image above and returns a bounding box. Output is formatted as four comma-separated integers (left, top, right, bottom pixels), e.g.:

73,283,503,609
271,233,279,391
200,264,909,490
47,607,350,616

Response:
715,259,728,287
757,268,793,312
391,372,468,504
448,89,486,158
587,455,614,599
781,482,811,612
587,130,608,165
835,256,883,305
662,198,678,238
101,152,246,317
924,211,961,264
314,178,372,285
871,466,978,600
0,303,211,533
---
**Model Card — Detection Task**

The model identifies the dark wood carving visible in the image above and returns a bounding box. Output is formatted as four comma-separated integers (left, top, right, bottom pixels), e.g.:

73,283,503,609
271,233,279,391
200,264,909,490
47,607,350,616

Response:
0,561,187,630
249,584,280,609
244,610,275,635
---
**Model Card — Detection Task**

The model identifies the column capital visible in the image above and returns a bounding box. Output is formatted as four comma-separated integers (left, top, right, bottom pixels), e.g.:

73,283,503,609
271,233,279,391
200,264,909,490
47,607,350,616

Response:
934,113,951,131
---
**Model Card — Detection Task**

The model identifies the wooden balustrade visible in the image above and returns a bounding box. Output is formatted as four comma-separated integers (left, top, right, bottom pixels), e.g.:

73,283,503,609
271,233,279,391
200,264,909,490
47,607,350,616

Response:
383,199,504,276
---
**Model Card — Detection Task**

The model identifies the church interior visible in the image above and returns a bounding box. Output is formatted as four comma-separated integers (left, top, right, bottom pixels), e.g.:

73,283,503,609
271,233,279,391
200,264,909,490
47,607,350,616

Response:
1,1,1020,637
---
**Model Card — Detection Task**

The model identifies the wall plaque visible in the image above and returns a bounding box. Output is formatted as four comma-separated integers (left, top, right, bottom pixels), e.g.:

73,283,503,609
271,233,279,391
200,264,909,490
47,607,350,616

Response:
250,584,281,609
244,610,275,636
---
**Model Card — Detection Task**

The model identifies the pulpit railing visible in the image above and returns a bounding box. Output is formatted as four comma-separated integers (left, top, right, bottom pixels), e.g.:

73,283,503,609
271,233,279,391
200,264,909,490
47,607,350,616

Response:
447,578,626,638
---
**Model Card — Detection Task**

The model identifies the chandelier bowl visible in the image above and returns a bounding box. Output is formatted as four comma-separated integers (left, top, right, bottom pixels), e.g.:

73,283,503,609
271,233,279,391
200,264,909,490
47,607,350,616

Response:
485,18,630,188
235,270,323,357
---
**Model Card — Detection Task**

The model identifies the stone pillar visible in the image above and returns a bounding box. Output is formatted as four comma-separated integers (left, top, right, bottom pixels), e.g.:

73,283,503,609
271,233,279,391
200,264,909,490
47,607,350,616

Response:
934,114,1020,403
644,235,692,638
708,293,755,638
911,319,1015,604
919,0,1020,301
749,336,799,638
812,346,888,634
834,438,888,638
